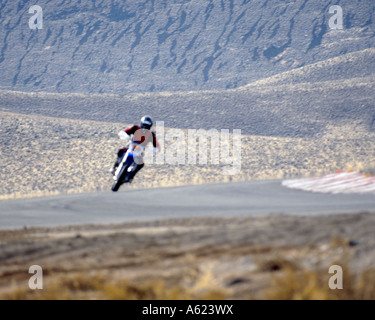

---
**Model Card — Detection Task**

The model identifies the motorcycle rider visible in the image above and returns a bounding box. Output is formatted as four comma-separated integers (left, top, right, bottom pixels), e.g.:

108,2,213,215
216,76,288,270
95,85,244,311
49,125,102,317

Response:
110,116,160,182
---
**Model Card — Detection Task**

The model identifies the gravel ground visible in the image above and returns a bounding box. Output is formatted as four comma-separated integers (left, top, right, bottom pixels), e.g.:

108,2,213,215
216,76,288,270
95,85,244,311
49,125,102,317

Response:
1,212,375,299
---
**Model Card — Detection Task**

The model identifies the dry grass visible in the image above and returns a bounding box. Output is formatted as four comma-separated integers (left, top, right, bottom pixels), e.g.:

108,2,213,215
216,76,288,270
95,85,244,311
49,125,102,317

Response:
3,262,375,300
266,265,375,300
1,214,375,300
3,273,226,300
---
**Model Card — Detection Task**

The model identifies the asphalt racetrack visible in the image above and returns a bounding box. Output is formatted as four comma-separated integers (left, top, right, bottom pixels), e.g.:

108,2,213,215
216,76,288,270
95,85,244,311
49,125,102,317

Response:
0,180,374,230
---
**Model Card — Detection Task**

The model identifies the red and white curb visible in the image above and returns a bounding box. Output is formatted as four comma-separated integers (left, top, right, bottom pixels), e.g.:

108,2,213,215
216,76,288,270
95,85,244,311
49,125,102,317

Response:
282,172,375,195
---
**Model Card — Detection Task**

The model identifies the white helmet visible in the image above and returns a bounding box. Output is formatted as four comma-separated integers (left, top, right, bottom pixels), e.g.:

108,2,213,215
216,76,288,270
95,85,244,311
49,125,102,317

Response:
140,115,153,130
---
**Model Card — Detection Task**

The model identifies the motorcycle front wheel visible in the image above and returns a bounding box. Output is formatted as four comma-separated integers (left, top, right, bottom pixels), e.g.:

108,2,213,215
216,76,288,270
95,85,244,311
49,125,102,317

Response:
111,165,128,192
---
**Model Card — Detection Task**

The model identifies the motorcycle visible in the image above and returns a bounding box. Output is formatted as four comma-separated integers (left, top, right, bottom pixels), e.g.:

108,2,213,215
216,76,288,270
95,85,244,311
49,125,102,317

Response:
111,142,144,192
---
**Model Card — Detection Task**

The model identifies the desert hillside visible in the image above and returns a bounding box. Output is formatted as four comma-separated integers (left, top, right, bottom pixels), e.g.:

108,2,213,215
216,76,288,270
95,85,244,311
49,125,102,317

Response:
0,0,374,94
1,46,375,138
0,111,374,200
0,0,374,199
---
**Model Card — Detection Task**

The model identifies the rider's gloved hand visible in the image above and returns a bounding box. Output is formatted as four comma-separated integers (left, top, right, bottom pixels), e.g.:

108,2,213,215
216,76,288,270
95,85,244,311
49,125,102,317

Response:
118,130,131,141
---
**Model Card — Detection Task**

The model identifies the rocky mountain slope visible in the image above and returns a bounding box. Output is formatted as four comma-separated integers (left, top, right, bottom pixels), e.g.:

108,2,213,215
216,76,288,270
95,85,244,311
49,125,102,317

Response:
1,47,374,137
0,0,374,94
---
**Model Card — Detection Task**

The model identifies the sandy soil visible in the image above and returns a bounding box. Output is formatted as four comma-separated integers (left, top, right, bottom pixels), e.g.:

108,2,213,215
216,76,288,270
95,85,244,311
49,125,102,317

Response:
1,212,375,299
1,111,374,200
1,111,374,299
